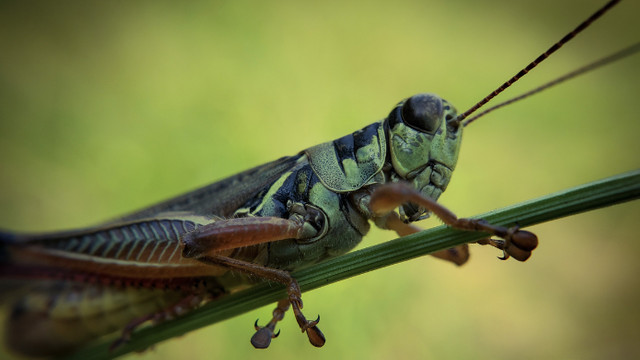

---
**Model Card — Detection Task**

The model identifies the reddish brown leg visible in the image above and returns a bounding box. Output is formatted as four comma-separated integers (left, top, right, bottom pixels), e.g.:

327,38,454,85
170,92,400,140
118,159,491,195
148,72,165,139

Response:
195,255,325,348
109,293,203,352
383,211,469,265
181,216,312,257
250,299,289,348
369,182,538,261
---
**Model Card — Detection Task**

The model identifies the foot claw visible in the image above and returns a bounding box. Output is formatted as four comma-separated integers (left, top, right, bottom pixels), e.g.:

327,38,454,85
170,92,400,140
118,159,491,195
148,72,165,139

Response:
504,246,532,262
251,324,279,349
305,323,326,347
497,251,509,261
503,228,537,261
510,230,538,251
478,227,538,262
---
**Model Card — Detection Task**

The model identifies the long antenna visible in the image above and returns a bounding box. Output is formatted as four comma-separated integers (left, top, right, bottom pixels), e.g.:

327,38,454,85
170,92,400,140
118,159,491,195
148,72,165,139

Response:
462,42,640,127
454,0,621,125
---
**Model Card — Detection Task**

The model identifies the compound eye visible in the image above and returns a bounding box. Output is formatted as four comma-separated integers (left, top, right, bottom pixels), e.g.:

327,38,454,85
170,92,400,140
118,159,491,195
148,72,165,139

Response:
401,94,443,133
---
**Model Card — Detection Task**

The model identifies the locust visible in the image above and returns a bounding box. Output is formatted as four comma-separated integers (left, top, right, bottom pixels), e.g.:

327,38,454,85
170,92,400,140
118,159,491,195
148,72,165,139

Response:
0,0,636,358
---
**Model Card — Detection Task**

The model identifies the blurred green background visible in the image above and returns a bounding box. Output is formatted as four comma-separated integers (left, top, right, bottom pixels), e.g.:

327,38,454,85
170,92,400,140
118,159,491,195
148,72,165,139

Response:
1,0,638,359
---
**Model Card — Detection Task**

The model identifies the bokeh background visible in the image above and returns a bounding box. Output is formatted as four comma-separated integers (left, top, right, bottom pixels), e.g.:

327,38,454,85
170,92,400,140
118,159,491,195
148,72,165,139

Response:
1,0,638,359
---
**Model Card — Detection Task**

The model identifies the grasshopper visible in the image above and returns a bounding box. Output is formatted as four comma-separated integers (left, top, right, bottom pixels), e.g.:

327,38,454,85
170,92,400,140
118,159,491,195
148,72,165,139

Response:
0,0,638,358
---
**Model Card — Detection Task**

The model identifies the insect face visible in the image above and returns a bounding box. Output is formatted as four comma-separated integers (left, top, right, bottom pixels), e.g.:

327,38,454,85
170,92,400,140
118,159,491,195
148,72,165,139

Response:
387,94,462,221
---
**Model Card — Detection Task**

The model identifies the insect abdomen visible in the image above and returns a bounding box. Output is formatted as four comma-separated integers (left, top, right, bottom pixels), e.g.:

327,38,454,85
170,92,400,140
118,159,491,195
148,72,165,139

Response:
27,218,198,264
6,281,185,357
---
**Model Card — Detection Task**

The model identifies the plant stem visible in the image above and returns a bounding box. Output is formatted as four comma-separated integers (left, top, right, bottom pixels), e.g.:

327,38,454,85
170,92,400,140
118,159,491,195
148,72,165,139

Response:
65,169,640,360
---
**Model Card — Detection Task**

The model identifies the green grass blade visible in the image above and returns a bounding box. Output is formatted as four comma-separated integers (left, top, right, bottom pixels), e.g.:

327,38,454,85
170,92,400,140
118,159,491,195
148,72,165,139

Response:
64,169,640,360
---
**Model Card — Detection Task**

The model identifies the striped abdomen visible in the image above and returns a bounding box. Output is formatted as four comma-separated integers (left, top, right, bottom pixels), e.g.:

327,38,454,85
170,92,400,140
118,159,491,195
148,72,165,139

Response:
1,215,230,357
4,215,232,280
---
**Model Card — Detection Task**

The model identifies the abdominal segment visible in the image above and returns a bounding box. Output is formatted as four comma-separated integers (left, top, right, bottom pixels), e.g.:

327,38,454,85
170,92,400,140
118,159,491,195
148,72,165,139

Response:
5,280,188,357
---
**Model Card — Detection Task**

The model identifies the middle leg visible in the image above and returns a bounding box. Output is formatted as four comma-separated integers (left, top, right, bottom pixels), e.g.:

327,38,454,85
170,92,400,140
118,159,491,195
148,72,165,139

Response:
194,255,326,348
